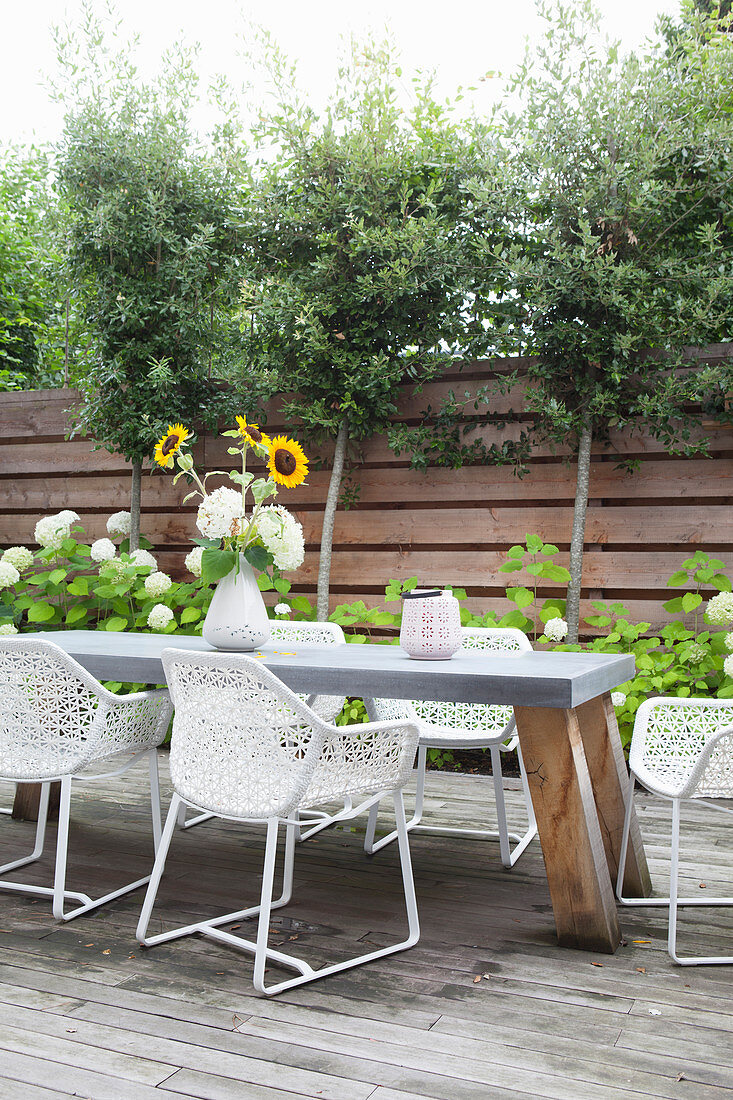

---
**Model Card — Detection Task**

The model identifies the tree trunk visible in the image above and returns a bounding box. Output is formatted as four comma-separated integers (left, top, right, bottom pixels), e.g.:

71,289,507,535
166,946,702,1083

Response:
129,460,142,553
566,421,593,644
316,420,348,622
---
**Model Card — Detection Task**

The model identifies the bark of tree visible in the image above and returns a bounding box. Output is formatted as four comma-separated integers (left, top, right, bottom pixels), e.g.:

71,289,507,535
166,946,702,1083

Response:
129,460,142,552
316,420,348,622
566,421,593,644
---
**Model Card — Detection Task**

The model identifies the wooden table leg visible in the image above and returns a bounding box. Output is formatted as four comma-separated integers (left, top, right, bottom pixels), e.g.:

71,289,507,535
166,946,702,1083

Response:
514,704,621,952
12,782,60,822
575,693,651,899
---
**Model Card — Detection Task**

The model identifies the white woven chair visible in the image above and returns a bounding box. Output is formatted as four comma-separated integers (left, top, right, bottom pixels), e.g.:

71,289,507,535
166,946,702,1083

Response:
364,627,537,867
137,648,421,996
616,696,733,965
177,620,347,837
0,637,172,921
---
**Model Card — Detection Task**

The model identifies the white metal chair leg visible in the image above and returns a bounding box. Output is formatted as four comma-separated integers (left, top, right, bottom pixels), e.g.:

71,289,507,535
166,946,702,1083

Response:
365,743,537,867
138,798,299,948
617,789,732,965
140,792,420,996
0,781,51,881
365,746,427,855
148,749,163,851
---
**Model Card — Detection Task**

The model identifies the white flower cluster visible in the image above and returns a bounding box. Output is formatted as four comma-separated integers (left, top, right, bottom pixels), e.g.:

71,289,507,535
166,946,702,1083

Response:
706,591,733,626
148,604,174,631
99,558,127,581
107,511,132,538
90,537,117,563
544,617,568,643
725,633,733,653
130,548,157,570
2,546,34,572
686,642,707,665
0,561,20,590
34,510,79,550
196,487,245,541
0,623,18,635
144,571,172,598
724,654,733,679
185,546,204,577
257,506,305,571
274,602,290,616
611,692,626,708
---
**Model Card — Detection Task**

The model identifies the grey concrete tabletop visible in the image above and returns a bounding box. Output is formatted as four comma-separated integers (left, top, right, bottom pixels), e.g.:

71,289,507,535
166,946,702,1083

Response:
34,630,635,710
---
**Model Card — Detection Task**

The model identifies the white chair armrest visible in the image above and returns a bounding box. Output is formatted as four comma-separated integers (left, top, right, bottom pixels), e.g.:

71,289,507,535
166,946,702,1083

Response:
630,696,733,799
301,718,421,809
93,688,173,758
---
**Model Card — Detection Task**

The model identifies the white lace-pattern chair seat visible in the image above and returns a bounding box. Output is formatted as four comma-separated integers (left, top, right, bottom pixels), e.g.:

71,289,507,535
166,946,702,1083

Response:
617,696,733,966
0,637,172,921
364,627,537,867
136,648,421,996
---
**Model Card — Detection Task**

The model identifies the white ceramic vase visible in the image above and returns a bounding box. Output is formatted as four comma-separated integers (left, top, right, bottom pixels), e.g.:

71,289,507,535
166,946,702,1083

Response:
201,556,271,651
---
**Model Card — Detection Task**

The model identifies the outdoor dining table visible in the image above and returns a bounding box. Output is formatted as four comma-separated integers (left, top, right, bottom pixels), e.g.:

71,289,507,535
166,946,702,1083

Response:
23,629,651,954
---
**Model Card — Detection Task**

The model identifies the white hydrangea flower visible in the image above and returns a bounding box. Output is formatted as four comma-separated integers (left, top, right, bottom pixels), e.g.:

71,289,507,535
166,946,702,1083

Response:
90,537,117,563
196,487,245,541
544,617,569,643
274,602,290,616
256,505,305,572
147,604,174,631
2,546,34,572
0,561,20,589
725,633,733,653
145,571,172,598
724,654,733,679
0,623,18,635
34,514,71,550
99,558,128,581
130,548,158,571
185,546,204,578
611,692,626,708
687,642,707,665
706,591,733,626
107,511,132,538
56,510,80,526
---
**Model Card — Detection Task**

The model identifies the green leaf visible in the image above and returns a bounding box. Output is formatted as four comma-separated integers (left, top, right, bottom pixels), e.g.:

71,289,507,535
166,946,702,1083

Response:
711,573,732,592
508,586,534,609
506,545,524,559
200,549,236,585
273,576,291,594
66,605,88,625
525,562,543,576
180,607,201,623
544,563,572,582
662,596,684,613
541,544,560,556
67,577,89,596
666,570,689,588
27,602,56,623
498,560,522,573
105,616,128,631
48,568,67,585
681,592,703,613
244,544,272,572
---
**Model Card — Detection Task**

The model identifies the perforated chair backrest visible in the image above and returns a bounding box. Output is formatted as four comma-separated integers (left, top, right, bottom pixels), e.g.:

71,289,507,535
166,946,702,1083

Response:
372,627,531,735
162,648,328,820
631,697,733,799
269,621,345,648
0,638,106,780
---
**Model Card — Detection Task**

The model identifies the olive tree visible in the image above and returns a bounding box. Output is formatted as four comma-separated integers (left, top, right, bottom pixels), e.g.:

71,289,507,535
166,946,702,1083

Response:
239,39,489,617
473,0,733,640
53,8,248,548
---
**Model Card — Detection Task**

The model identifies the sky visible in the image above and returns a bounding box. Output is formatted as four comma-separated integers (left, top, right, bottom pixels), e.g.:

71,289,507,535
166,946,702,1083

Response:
2,0,682,147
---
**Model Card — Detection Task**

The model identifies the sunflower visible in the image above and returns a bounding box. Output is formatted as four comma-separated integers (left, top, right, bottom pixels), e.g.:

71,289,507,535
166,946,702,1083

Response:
235,415,271,451
267,436,309,489
154,423,192,469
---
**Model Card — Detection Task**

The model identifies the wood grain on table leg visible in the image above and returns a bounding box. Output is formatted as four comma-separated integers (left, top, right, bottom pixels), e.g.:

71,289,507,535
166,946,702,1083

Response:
514,705,621,953
11,782,60,822
575,693,651,898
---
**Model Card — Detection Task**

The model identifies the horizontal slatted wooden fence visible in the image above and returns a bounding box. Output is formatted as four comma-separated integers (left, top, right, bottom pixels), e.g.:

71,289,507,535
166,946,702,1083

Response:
1,351,732,633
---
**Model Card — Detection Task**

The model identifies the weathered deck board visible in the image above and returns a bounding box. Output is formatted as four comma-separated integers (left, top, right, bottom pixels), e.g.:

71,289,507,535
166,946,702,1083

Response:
0,763,730,1100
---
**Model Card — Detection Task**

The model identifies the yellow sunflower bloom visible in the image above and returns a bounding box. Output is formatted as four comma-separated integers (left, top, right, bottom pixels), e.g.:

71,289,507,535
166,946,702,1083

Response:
235,415,272,451
154,423,192,469
267,436,309,488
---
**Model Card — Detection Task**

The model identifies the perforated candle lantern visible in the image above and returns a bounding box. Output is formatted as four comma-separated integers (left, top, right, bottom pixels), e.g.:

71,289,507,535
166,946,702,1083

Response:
399,588,463,660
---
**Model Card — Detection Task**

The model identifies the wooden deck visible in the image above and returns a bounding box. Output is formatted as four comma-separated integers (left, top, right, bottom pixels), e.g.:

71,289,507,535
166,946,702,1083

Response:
0,760,731,1100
